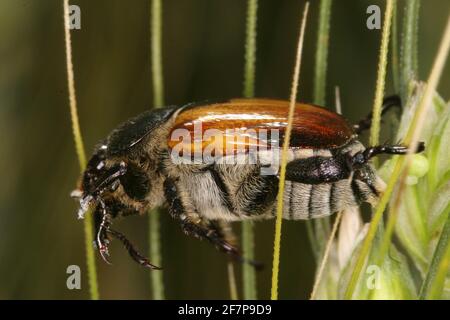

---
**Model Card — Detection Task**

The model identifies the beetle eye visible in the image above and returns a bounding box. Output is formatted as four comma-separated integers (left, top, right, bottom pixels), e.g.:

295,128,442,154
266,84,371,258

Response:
353,153,365,165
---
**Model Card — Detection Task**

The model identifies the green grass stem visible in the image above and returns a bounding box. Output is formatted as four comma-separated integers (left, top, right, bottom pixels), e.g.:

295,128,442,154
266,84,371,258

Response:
313,0,332,106
345,10,450,300
400,0,420,100
420,205,450,299
344,0,394,299
241,0,259,300
381,14,450,299
63,0,99,300
309,0,333,262
149,0,165,300
391,1,399,93
271,2,309,300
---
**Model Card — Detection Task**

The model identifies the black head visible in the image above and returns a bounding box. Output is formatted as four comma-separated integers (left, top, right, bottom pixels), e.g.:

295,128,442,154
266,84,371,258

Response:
72,143,128,219
71,107,180,268
73,106,179,217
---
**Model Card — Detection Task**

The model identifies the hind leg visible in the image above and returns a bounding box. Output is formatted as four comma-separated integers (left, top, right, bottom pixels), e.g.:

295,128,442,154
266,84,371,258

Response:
232,165,279,217
353,95,402,134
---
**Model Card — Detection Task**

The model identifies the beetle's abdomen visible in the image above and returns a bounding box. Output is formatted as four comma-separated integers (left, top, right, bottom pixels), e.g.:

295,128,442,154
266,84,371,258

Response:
277,171,385,220
276,140,386,220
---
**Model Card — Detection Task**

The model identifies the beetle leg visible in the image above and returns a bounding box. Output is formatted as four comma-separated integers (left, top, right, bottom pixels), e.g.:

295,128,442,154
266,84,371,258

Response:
95,199,112,265
210,221,264,269
93,199,159,269
351,142,425,165
353,95,402,134
164,178,261,268
107,228,162,270
285,155,352,184
233,165,279,217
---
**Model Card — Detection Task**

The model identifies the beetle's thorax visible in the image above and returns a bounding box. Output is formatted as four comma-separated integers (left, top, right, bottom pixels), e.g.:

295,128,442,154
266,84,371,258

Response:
106,115,179,214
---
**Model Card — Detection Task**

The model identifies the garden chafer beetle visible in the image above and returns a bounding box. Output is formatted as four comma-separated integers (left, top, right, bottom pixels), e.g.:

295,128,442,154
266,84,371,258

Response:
72,97,424,268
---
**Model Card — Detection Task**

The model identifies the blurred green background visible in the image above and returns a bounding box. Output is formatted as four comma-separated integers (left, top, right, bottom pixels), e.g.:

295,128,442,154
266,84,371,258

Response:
0,0,449,299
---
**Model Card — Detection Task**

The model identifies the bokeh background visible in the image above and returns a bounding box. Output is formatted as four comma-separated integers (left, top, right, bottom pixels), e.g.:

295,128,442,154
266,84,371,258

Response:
0,0,449,299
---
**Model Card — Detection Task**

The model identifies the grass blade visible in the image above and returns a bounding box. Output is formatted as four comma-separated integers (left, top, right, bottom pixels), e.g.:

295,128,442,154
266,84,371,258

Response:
310,211,342,300
271,2,309,300
313,0,332,106
420,205,450,299
151,0,164,108
411,15,450,299
344,0,394,299
243,0,258,99
400,0,421,100
391,1,399,94
63,0,99,300
345,10,450,300
149,0,165,300
369,0,394,149
309,0,333,262
227,260,239,300
241,0,259,300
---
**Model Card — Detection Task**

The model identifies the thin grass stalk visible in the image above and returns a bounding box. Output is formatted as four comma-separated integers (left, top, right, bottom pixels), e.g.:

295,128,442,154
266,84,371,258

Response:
412,1,421,78
149,0,165,300
241,0,259,300
309,85,343,300
379,14,450,297
241,223,256,299
369,0,394,150
63,0,99,300
227,262,239,300
305,221,320,261
310,0,333,259
391,1,399,92
343,0,394,299
270,2,309,300
243,0,258,98
334,86,342,115
420,207,450,299
372,0,421,295
313,0,332,106
310,211,342,300
367,0,395,264
151,0,164,107
400,0,420,100
345,11,450,300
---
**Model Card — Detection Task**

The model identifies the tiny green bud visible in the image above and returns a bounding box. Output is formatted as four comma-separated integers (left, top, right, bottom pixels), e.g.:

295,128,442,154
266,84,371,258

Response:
408,154,429,178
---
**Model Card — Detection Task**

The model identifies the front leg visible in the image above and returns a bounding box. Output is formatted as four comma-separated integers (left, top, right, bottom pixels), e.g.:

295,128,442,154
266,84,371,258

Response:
93,200,161,269
93,199,112,264
232,165,279,217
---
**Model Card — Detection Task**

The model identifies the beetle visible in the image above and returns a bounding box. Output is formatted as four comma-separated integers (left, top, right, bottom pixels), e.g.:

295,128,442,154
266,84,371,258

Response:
72,97,424,268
